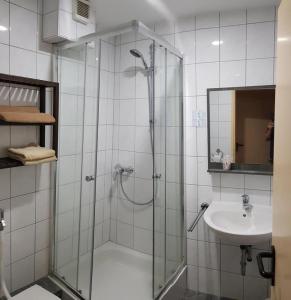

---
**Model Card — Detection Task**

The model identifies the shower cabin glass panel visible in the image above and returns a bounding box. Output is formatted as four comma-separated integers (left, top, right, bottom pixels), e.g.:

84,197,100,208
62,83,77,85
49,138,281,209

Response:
54,22,184,300
55,42,98,299
165,52,184,279
153,47,184,298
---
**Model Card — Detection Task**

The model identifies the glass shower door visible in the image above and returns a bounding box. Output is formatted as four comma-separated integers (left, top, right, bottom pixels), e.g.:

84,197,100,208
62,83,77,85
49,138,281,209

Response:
165,51,184,279
153,46,184,298
54,41,99,300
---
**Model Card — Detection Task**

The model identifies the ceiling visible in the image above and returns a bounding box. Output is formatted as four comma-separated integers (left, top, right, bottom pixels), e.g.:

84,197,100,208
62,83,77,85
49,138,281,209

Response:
94,0,280,30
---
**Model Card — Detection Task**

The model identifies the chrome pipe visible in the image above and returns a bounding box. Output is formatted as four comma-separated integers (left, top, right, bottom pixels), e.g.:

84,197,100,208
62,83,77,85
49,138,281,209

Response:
187,202,209,232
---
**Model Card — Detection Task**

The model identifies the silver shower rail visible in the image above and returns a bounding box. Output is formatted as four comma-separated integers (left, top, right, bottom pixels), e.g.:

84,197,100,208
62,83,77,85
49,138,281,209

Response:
188,202,209,232
55,20,183,59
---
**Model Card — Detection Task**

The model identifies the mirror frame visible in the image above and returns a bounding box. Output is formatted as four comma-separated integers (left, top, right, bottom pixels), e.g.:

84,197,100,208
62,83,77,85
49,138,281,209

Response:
207,85,276,175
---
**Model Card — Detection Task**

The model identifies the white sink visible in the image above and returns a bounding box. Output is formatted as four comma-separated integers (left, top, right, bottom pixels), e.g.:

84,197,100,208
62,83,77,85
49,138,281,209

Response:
203,201,272,245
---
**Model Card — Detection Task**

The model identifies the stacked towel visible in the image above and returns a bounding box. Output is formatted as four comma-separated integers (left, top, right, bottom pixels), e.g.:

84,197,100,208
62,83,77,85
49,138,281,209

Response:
0,106,55,124
8,144,56,166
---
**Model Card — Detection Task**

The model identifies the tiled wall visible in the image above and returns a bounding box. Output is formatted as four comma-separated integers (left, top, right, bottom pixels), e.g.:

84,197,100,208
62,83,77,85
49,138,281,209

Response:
107,7,276,298
109,34,155,255
0,1,276,298
153,6,276,300
0,0,53,292
209,90,233,160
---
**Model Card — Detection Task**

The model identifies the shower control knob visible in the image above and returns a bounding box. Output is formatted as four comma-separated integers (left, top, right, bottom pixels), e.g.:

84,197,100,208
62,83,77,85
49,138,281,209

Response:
85,175,95,182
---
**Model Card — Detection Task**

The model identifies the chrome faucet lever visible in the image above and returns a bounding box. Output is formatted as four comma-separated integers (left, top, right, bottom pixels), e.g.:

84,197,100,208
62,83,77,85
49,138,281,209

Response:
241,194,253,213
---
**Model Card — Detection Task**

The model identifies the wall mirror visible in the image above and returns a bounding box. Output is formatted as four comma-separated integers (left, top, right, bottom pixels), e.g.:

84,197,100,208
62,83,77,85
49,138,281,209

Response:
207,86,275,175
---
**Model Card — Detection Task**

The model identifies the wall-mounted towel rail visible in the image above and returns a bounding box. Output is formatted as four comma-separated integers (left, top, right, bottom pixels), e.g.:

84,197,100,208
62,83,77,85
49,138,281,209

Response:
188,202,209,232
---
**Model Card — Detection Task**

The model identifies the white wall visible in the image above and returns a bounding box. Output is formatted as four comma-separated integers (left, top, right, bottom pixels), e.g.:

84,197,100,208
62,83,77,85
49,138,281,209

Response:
0,0,53,292
103,6,276,299
0,1,276,298
152,6,276,299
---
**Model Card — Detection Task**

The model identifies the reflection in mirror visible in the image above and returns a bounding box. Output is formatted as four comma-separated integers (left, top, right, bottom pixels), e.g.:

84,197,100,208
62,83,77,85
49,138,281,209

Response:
208,86,275,174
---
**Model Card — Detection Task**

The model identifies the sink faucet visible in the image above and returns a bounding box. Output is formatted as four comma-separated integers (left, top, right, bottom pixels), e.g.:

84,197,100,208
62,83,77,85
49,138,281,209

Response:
241,194,253,213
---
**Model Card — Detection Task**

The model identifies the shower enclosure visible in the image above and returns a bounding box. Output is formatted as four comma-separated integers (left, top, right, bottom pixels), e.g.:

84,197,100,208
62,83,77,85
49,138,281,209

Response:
53,21,184,300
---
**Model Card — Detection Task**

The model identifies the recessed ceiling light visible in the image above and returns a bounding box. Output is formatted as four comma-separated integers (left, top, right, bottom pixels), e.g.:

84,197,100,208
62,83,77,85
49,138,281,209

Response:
0,25,8,32
212,40,223,46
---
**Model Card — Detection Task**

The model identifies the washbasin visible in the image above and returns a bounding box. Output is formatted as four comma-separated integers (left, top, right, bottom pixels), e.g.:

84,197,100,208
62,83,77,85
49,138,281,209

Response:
203,201,272,245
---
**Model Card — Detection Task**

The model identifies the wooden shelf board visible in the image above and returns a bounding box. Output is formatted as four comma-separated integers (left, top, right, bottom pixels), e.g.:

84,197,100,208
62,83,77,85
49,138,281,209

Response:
0,121,55,126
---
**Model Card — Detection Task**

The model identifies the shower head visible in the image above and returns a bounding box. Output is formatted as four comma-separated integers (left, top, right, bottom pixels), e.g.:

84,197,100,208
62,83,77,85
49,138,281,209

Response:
130,49,148,69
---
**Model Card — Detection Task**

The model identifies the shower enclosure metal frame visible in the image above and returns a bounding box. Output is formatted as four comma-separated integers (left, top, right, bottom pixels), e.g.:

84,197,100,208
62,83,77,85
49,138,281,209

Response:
52,20,185,300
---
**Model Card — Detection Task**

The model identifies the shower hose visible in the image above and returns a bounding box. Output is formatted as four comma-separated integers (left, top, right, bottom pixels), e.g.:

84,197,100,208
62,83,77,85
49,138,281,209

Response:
118,62,157,206
119,168,157,206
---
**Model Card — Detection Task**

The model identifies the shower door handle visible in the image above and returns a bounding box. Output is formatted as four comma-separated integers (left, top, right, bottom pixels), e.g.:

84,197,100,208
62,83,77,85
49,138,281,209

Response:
85,175,95,182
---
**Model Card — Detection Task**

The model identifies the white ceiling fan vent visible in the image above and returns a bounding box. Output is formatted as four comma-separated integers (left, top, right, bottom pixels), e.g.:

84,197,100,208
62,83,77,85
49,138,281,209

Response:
73,0,90,24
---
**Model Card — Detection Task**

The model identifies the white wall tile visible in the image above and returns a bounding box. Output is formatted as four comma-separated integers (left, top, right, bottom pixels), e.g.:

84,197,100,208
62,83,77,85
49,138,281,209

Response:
35,248,49,280
244,276,269,300
175,16,195,33
175,31,195,64
196,62,219,95
220,25,246,61
221,187,244,202
11,193,35,230
11,0,38,12
221,272,243,299
247,6,276,23
184,64,196,96
11,225,35,262
220,10,246,26
187,265,198,291
37,53,52,81
220,60,246,87
198,267,220,296
155,21,175,35
198,241,220,269
221,244,241,273
244,189,271,205
35,219,50,251
196,13,219,29
116,221,133,248
196,28,219,63
0,169,10,201
221,174,244,188
247,22,275,59
10,4,37,51
246,58,274,86
36,190,51,222
10,47,37,78
245,175,271,191
11,166,36,197
36,163,52,191
0,43,9,74
0,0,9,44
134,227,152,255
11,255,34,291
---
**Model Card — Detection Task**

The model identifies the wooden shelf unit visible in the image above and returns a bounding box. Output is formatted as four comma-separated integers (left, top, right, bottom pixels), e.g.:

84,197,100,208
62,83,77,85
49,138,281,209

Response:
0,73,59,169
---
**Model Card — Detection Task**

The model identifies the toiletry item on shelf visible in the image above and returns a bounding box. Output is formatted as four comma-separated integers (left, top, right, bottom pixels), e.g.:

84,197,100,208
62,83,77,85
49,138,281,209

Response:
222,155,232,170
7,144,56,166
211,148,224,162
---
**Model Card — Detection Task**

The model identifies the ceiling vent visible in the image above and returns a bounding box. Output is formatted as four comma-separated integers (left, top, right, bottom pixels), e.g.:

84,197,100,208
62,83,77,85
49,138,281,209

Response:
73,0,90,24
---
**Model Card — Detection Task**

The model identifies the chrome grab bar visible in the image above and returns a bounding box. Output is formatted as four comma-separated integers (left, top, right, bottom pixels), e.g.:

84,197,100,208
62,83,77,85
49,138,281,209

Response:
188,202,209,232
